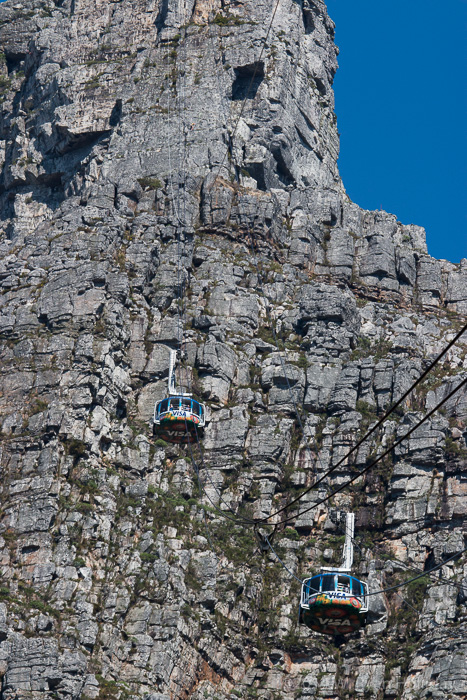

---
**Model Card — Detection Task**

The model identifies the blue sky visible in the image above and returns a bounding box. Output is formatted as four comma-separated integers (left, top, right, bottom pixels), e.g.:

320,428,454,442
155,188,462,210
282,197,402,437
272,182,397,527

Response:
1,0,465,262
329,0,467,263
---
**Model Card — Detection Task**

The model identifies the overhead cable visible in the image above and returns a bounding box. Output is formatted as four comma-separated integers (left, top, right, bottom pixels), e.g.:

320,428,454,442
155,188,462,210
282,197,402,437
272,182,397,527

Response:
212,0,282,182
186,422,256,525
257,374,467,525
393,590,441,627
268,320,467,518
264,533,303,585
376,551,465,592
248,214,467,520
364,545,467,597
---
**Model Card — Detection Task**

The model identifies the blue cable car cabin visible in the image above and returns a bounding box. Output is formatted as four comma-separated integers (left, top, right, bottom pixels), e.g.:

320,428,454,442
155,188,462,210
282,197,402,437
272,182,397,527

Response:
153,396,206,444
299,572,368,636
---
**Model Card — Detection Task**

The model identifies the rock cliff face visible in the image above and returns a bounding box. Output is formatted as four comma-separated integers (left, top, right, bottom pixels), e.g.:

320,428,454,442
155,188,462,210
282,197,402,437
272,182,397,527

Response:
0,0,466,698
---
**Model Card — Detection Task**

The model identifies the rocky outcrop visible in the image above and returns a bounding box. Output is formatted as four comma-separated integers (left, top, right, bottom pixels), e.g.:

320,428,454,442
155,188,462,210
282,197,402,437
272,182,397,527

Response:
0,0,466,699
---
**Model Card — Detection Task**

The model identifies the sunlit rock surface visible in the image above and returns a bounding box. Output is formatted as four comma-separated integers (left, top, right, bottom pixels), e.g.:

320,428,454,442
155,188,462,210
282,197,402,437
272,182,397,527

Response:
0,0,466,698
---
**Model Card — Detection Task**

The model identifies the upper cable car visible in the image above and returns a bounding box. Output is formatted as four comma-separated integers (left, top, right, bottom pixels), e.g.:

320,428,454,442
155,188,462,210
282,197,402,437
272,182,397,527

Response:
299,513,368,635
153,350,206,444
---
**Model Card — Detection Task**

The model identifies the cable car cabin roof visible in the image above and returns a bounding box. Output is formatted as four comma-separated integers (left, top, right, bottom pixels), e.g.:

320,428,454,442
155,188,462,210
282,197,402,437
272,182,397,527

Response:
300,573,368,636
153,395,206,445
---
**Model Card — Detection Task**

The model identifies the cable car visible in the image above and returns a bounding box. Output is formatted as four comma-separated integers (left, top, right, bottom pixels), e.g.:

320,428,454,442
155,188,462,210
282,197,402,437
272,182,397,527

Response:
153,350,206,444
299,514,368,635
154,395,206,444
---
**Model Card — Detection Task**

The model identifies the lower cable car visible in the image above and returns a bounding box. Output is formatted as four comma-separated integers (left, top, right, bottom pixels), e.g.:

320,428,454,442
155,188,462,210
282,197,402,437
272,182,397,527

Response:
153,350,206,444
154,395,205,444
299,513,368,636
299,572,368,635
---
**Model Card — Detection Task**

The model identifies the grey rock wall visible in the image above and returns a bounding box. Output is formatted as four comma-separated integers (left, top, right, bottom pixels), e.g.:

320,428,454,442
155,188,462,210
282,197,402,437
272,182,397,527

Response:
0,0,466,699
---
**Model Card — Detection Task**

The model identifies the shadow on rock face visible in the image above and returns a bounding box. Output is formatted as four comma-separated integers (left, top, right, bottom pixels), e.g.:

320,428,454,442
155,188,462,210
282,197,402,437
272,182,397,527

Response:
232,61,265,101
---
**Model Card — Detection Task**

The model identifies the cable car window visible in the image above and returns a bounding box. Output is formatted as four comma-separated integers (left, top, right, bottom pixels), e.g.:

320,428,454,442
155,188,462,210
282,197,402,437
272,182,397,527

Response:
159,399,169,414
192,402,200,416
337,575,351,593
199,404,204,418
351,578,363,597
320,575,335,592
169,398,180,410
307,576,321,595
181,398,191,410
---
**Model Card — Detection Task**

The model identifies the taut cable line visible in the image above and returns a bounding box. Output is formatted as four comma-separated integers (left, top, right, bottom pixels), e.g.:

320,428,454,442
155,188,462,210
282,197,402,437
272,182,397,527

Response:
211,0,282,183
350,538,466,593
363,546,467,597
257,375,467,526
268,320,467,518
246,219,467,522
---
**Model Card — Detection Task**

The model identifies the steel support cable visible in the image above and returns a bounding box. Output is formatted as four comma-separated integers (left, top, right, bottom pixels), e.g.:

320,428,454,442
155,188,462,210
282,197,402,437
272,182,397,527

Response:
350,537,462,629
268,319,467,517
245,236,467,591
184,421,300,587
177,12,467,546
185,424,256,526
210,25,236,185
376,551,465,592
187,428,251,571
363,546,467,597
190,422,257,524
264,533,304,585
188,422,294,580
187,424,461,600
167,4,276,527
183,368,467,530
162,1,186,390
190,420,298,574
177,415,232,553
180,2,191,395
174,3,312,524
249,214,467,528
263,514,467,597
178,3,234,393
349,537,466,593
165,22,184,229
247,225,328,482
184,424,467,602
164,6,275,527
388,558,464,592
211,0,282,182
269,535,467,595
180,8,229,393
248,218,467,518
176,0,185,390
254,345,467,523
207,0,323,494
188,435,217,552
183,245,467,536
256,374,467,526
245,221,467,520
205,0,467,526
263,534,467,597
207,1,311,471
350,531,465,595
350,530,464,593
392,590,442,627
